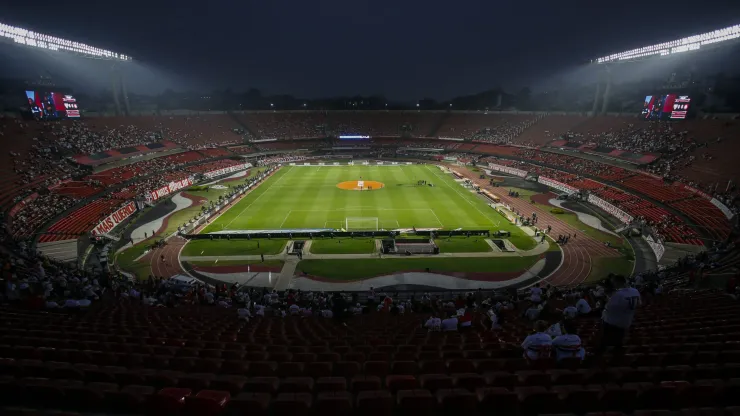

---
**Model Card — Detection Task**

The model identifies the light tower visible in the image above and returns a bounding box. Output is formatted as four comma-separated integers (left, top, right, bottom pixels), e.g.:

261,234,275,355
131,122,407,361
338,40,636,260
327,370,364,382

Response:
0,22,133,115
591,23,740,116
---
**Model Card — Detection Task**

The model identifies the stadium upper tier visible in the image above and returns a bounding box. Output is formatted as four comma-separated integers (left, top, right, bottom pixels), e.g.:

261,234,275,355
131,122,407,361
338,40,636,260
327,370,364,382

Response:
1,113,737,244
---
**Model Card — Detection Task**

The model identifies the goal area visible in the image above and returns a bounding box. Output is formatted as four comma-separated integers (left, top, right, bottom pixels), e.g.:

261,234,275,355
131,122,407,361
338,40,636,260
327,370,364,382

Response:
345,217,379,231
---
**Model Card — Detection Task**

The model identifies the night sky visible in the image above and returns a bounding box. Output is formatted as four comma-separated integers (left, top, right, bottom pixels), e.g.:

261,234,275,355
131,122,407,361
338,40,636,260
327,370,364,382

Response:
4,0,740,99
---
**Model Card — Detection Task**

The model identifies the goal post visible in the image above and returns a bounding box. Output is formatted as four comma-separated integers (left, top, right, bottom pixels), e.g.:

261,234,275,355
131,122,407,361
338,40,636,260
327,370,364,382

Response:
345,217,379,231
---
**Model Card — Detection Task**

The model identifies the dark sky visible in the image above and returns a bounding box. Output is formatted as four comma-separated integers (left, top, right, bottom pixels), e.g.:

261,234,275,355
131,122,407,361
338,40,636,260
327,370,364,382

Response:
4,0,740,100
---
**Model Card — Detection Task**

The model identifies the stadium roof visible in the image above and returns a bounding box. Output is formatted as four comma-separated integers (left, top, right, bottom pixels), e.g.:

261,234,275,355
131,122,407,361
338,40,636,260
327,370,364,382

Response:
0,22,131,61
595,23,740,64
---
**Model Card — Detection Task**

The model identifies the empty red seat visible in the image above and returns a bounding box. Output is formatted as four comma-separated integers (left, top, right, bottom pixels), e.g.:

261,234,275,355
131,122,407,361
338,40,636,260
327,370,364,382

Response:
386,375,419,392
397,389,437,412
314,391,353,416
356,390,393,416
273,392,313,415
148,387,192,415
437,388,477,413
183,390,230,416
225,392,270,416
316,377,348,392
350,376,382,393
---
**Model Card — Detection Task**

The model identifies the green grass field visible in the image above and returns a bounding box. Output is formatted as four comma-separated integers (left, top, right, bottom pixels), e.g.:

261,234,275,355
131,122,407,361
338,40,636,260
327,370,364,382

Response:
309,238,376,254
200,165,535,248
297,256,541,280
434,236,492,253
181,239,287,256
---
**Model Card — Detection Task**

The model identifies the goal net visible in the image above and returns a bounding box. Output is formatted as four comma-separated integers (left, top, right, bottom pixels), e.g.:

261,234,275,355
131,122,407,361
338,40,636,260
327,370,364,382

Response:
345,217,379,231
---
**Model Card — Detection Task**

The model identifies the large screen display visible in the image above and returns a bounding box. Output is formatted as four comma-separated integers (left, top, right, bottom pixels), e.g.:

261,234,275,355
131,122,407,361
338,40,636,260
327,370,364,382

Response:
25,91,80,119
641,94,691,120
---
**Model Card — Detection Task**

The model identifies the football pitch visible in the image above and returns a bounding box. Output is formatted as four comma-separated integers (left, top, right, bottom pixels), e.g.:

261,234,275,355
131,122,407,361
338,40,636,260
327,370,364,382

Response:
201,164,530,242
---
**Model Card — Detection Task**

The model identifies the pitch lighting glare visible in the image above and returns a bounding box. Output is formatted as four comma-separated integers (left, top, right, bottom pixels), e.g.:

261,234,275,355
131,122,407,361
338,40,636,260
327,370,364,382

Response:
595,24,740,63
0,22,131,61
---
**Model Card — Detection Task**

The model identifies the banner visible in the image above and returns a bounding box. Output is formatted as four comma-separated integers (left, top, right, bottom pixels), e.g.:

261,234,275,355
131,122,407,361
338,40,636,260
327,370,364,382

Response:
644,234,665,261
91,201,138,236
147,177,194,203
538,176,579,194
488,162,527,178
203,163,252,179
711,198,735,220
9,193,39,217
587,194,634,225
681,184,712,200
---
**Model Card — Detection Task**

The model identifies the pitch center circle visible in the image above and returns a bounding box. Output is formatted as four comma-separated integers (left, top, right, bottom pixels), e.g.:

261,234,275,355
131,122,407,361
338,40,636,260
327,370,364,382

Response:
336,180,385,191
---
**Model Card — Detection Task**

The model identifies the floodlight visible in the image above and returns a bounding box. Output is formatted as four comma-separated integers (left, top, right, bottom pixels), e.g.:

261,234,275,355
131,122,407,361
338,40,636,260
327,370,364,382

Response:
595,23,740,63
0,21,132,61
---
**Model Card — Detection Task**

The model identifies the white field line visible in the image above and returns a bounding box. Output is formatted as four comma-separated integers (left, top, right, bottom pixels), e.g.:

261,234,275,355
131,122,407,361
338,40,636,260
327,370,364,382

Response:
222,167,293,230
279,210,293,228
426,165,500,227
429,209,445,227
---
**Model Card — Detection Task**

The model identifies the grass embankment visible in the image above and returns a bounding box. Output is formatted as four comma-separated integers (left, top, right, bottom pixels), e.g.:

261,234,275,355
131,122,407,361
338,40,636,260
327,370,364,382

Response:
296,256,541,281
115,244,153,280
182,239,287,257
309,238,376,254
434,236,491,253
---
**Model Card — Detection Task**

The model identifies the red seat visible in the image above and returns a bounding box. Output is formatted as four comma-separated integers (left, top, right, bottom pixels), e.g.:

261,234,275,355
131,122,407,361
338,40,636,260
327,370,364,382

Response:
350,376,382,393
364,361,389,378
244,377,279,394
397,389,437,412
314,391,353,416
273,392,313,415
356,390,393,416
316,377,348,392
305,362,333,378
437,388,477,413
225,392,270,416
183,390,230,416
148,387,192,415
279,377,314,393
335,361,361,378
453,373,486,392
105,384,155,413
420,374,454,392
386,375,419,393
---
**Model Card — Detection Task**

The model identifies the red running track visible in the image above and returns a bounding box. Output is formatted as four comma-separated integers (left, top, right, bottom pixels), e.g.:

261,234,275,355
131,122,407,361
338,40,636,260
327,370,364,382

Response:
456,166,621,287
141,236,189,278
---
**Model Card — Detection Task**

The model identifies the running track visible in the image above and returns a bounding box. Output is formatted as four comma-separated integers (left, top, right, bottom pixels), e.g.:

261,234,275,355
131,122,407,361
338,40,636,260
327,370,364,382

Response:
455,166,621,287
141,236,188,278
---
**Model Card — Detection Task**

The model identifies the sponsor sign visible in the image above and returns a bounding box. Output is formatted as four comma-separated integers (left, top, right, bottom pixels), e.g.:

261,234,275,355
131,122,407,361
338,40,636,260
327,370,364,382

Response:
538,176,579,195
488,163,527,178
147,177,193,203
587,194,634,225
91,201,137,236
203,163,252,179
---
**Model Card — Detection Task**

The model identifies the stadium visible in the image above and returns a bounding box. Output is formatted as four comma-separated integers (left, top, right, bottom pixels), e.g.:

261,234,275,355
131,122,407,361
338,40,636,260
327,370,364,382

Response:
0,14,740,416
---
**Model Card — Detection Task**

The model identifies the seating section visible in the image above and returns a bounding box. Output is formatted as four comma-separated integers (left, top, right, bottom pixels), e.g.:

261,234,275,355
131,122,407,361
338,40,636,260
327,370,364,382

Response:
39,199,126,242
3,291,740,415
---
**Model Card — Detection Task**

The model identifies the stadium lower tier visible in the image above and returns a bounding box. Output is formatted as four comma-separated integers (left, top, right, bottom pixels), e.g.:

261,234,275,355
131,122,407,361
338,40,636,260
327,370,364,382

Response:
1,290,740,415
